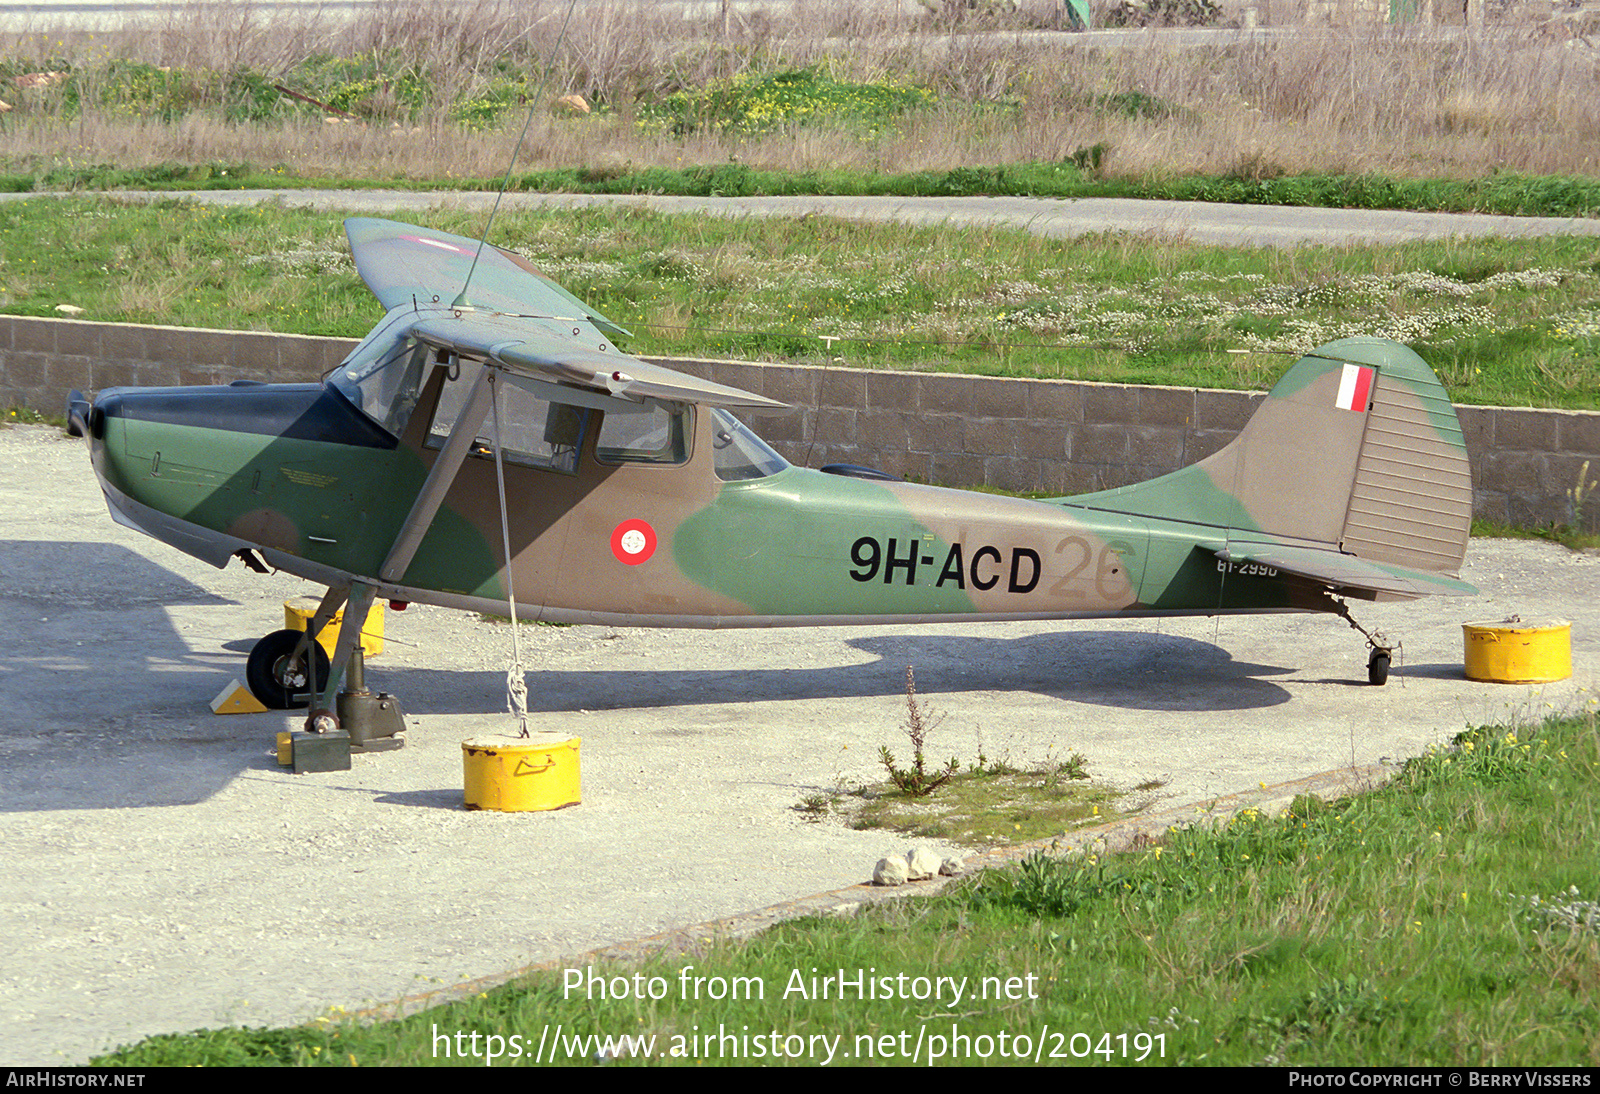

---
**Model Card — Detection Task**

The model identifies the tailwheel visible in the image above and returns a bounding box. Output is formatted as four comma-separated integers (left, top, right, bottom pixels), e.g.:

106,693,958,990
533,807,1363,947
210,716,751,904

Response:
1367,648,1391,687
246,629,331,710
1329,595,1397,687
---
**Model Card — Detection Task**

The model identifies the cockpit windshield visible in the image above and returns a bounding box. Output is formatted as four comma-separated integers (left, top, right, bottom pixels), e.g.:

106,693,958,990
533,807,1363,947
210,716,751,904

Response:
710,409,790,481
327,306,430,438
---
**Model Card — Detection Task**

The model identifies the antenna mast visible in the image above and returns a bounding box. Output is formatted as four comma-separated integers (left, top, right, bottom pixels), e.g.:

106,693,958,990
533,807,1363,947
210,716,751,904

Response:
453,0,582,311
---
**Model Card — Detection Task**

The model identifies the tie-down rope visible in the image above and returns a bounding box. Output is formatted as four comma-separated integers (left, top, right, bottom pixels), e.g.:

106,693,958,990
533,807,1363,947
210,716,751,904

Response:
488,371,530,737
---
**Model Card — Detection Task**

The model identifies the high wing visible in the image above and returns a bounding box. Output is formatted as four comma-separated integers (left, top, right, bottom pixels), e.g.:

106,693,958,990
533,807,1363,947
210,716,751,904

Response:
408,311,786,410
346,216,633,340
1216,541,1477,598
345,217,785,412
338,217,788,592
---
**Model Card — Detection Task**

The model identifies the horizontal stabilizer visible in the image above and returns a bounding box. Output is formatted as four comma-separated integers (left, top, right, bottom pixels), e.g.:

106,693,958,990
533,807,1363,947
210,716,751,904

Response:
1216,542,1478,598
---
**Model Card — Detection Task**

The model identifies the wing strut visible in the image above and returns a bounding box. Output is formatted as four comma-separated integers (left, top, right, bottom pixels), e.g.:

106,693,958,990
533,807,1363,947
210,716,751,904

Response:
379,358,495,585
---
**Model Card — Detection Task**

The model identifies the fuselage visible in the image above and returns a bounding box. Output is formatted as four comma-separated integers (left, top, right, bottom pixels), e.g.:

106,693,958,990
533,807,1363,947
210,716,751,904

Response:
83,375,1319,628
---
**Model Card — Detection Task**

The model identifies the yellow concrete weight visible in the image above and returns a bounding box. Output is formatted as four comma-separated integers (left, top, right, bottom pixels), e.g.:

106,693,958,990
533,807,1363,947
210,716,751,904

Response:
283,596,384,658
462,734,582,811
1463,619,1572,683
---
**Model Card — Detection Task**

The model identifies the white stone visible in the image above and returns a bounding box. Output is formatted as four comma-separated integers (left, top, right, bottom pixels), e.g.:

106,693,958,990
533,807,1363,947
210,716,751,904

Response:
873,856,910,886
906,847,941,881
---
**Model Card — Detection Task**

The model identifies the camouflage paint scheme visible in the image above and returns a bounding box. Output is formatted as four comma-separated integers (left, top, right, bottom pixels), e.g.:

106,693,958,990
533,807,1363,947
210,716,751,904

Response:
70,218,1476,671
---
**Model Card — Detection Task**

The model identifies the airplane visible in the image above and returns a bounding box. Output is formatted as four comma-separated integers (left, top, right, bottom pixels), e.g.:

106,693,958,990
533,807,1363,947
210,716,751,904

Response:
67,216,1477,738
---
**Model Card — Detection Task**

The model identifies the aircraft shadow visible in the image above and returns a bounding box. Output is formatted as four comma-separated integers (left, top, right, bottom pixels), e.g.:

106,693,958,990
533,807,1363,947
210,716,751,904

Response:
370,629,1297,716
1393,663,1470,681
0,540,233,610
0,541,247,813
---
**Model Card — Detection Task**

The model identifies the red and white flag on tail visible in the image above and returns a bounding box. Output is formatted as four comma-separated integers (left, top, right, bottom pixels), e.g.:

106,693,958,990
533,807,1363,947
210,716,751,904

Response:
1335,364,1375,412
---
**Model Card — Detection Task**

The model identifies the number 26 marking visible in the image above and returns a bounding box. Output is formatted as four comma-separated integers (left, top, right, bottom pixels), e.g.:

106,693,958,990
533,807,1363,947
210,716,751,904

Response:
1052,536,1130,600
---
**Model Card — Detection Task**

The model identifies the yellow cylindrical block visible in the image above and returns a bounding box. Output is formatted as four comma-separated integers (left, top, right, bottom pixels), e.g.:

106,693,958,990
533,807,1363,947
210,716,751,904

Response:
463,734,582,812
284,597,385,658
1463,619,1571,683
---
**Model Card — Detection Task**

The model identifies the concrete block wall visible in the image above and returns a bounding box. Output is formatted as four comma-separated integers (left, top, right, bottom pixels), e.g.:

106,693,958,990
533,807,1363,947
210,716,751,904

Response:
684,355,1266,497
1465,406,1600,530
0,315,347,404
5,315,1597,533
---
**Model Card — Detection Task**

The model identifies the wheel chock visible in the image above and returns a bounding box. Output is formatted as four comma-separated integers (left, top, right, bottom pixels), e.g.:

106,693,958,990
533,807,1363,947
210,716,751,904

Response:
211,678,269,715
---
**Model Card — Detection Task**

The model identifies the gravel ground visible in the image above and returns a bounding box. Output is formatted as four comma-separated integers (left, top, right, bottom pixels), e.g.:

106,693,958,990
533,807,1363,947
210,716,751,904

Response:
2,422,1596,1065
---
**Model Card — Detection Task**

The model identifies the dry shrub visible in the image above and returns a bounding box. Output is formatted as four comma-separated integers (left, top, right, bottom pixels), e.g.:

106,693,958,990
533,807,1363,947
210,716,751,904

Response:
4,6,1599,180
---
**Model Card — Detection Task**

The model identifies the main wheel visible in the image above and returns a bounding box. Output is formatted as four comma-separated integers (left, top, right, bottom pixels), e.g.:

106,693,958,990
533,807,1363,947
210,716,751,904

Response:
247,629,331,710
1367,649,1391,687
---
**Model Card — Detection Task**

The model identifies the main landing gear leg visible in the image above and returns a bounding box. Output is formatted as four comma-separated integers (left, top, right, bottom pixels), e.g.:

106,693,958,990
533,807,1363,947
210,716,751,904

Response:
245,584,349,710
307,581,375,732
304,581,406,750
1329,595,1397,687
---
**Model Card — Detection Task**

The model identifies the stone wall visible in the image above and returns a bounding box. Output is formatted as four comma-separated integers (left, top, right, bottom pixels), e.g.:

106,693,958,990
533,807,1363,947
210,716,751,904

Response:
4,315,1596,532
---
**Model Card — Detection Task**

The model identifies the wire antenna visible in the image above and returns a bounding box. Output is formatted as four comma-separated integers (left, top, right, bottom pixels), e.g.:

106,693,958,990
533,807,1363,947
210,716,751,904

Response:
452,0,582,311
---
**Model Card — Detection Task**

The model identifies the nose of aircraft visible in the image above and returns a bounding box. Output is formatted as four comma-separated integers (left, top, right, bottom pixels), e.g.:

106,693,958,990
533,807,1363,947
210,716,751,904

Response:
65,389,93,440
69,388,132,496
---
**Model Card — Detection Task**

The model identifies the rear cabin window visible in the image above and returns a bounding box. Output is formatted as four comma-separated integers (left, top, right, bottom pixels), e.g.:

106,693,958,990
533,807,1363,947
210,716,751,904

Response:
425,360,588,475
595,403,690,465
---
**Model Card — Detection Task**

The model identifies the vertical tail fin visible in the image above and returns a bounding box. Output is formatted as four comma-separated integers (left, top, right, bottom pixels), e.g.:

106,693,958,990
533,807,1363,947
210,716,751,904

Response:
1074,338,1473,579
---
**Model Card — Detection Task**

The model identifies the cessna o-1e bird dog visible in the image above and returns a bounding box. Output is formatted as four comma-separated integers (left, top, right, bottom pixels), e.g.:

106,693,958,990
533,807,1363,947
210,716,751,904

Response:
68,217,1476,732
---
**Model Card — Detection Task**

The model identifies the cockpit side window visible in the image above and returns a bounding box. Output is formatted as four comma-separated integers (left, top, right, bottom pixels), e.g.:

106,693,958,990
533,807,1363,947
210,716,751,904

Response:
425,359,588,475
710,408,790,481
595,402,691,465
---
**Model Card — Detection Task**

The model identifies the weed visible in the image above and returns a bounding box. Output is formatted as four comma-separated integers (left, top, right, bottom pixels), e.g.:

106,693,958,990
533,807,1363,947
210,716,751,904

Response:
5,406,63,428
637,67,936,138
878,666,957,798
1516,886,1600,933
1042,753,1089,788
795,791,831,820
971,751,1021,777
1569,460,1597,531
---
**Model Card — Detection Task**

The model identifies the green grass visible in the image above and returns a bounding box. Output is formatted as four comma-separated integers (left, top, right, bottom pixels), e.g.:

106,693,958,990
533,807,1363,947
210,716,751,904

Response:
818,754,1133,846
90,711,1600,1066
5,196,1597,409
1471,519,1600,554
636,68,938,139
7,157,1600,220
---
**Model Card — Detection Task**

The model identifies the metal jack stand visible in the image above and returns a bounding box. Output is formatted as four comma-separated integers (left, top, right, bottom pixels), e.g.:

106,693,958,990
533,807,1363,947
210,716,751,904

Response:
338,646,406,753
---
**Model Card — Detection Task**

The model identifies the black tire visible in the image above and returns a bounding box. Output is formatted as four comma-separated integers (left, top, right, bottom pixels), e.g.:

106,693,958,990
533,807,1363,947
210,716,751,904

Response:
247,629,331,710
1368,650,1391,687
